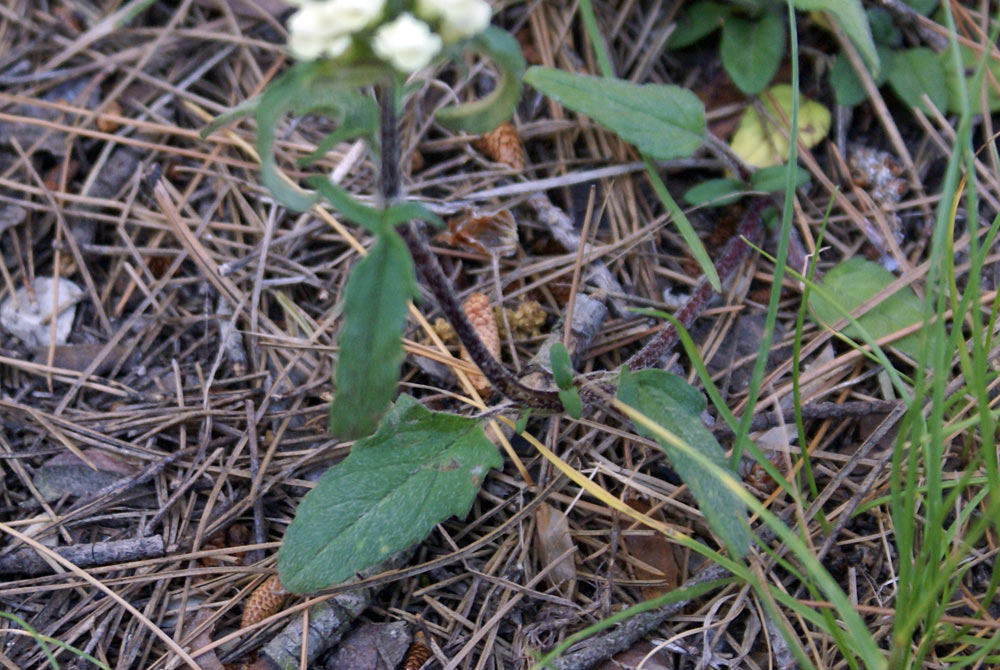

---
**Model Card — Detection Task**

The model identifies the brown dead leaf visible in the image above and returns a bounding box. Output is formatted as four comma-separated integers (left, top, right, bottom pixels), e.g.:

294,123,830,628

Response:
535,503,576,591
622,497,681,599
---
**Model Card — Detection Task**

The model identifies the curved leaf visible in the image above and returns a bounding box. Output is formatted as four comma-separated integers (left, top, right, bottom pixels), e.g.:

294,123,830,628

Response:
525,67,705,160
549,342,574,390
435,26,526,134
307,176,385,233
279,395,502,592
383,201,445,229
329,229,417,439
256,61,385,211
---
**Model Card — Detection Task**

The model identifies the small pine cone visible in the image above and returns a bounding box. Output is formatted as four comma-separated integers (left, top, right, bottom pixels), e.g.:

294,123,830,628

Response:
474,122,525,171
460,293,500,396
241,575,287,628
403,631,432,670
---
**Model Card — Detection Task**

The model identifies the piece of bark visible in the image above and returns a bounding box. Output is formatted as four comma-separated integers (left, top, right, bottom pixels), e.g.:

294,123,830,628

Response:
326,621,411,670
0,535,164,575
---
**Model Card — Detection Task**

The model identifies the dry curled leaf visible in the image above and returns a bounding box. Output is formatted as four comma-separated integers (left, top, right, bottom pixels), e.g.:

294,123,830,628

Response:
474,121,525,170
622,497,681,599
241,575,287,628
436,208,518,258
460,293,500,396
403,630,432,670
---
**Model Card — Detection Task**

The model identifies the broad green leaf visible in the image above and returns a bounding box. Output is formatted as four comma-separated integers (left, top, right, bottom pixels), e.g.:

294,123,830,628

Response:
279,395,502,592
905,0,937,15
524,67,705,161
886,48,947,114
255,61,385,212
436,27,526,134
683,178,746,207
730,84,831,168
329,230,417,439
941,44,1000,114
720,13,785,95
865,8,901,47
307,176,385,233
666,1,730,49
808,257,924,359
558,387,583,419
750,164,810,192
549,342,574,390
793,0,879,76
617,368,751,557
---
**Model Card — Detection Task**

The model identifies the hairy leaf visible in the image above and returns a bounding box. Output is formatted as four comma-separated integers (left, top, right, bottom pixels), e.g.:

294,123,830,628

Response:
617,368,751,557
280,395,501,592
329,230,417,439
524,67,705,160
436,27,526,134
720,13,785,95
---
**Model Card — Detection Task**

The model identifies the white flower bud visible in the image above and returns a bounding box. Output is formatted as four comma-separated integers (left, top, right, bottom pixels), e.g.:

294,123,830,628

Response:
286,0,384,61
416,0,491,42
372,13,442,73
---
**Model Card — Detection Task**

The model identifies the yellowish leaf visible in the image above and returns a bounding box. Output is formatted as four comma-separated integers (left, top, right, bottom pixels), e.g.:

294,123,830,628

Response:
730,84,831,167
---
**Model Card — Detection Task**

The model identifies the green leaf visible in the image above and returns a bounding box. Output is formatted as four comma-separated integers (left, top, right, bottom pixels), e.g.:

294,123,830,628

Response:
941,44,1000,114
793,0,879,77
329,230,417,439
255,61,385,212
828,51,869,107
279,395,502,592
383,201,445,229
865,7,901,47
683,178,746,207
297,91,378,166
808,257,924,359
886,48,947,113
666,1,730,49
750,164,810,192
558,387,583,419
435,27,526,134
904,0,937,15
549,342,574,390
617,368,751,557
720,13,785,95
515,409,531,433
645,159,720,290
307,176,386,233
524,67,705,161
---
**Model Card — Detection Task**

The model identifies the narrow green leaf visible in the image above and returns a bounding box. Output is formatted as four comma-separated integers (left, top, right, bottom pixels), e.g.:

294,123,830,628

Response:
792,0,879,76
280,395,502,592
515,409,531,433
886,48,947,113
720,13,785,95
666,1,731,49
549,342,574,390
307,176,385,233
200,95,261,139
750,164,810,192
683,178,747,207
558,387,583,419
435,27,526,134
616,368,752,557
329,230,417,439
524,67,705,161
808,257,924,359
383,201,445,229
645,159,720,290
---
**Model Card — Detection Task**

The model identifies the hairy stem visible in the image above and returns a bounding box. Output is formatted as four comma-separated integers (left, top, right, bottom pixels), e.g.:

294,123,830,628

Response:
377,85,562,411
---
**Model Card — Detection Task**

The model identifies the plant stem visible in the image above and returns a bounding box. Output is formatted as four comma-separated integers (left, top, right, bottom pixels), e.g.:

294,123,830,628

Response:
376,85,563,411
625,198,770,371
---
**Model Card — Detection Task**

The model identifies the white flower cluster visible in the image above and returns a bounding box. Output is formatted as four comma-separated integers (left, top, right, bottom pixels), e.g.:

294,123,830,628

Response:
286,0,492,73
